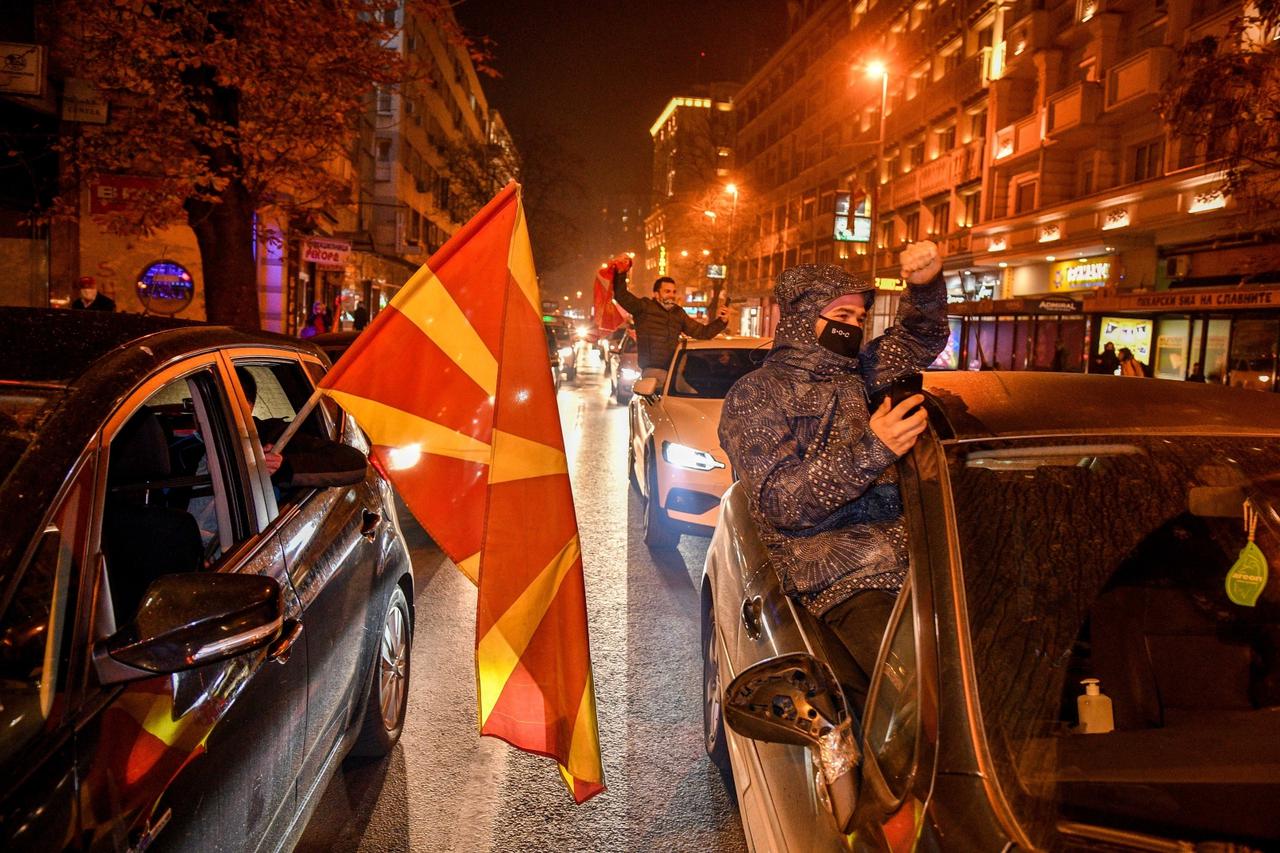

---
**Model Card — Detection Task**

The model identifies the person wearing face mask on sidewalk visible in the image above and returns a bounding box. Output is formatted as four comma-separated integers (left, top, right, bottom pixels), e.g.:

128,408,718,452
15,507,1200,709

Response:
610,257,730,385
70,275,115,311
718,241,948,714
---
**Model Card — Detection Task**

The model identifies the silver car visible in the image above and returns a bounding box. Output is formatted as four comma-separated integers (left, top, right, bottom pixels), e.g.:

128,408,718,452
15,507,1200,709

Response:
703,372,1280,851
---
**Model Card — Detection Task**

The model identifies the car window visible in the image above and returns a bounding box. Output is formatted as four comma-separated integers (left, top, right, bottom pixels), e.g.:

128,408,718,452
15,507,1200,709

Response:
669,348,765,398
232,360,338,512
862,585,918,802
950,437,1280,845
101,369,247,628
0,463,90,766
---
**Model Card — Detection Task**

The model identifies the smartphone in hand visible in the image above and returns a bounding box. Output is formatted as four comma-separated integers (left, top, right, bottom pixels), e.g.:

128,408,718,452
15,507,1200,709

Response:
869,372,925,413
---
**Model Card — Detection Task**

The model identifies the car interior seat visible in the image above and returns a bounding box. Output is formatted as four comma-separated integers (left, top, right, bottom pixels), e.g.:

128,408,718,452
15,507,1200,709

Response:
102,407,204,625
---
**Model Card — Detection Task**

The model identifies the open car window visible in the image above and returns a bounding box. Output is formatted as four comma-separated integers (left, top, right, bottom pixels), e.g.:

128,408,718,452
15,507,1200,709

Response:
669,349,764,399
949,436,1280,846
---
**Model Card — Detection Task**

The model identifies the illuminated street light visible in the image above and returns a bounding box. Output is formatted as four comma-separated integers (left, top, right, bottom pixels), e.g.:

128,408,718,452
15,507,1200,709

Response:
703,209,717,220
680,250,689,257
576,290,582,298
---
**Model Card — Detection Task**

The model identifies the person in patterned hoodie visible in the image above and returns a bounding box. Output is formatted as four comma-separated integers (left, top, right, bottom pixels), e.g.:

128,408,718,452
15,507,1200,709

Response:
718,241,948,711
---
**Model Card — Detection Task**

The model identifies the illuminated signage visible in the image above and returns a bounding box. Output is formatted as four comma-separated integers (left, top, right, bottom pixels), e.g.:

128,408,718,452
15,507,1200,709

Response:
302,238,351,267
1099,316,1153,364
833,192,872,243
1050,255,1115,291
706,264,726,279
136,260,194,315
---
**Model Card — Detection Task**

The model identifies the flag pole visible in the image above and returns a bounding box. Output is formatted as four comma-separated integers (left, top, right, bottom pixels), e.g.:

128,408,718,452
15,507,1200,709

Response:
268,387,323,455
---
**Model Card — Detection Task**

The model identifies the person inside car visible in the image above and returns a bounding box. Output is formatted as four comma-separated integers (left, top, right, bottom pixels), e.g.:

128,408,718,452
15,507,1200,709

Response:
718,242,949,715
610,257,730,383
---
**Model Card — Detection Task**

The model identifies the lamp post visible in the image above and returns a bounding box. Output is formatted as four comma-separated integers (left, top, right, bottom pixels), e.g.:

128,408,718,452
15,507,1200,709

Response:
866,62,889,293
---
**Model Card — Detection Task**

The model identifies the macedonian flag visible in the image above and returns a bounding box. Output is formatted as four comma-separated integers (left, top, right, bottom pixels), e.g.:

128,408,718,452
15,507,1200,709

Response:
318,183,605,802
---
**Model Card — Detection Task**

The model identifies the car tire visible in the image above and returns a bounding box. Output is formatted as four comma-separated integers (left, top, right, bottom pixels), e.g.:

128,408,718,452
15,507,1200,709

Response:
702,586,733,779
349,584,412,758
643,457,679,550
616,385,633,405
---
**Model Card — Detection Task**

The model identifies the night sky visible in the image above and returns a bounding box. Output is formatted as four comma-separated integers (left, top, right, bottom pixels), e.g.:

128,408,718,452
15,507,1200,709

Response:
454,0,786,206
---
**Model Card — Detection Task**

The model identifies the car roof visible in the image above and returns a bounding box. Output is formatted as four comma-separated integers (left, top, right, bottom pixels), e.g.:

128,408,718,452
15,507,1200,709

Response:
681,335,773,350
923,371,1280,440
0,307,319,384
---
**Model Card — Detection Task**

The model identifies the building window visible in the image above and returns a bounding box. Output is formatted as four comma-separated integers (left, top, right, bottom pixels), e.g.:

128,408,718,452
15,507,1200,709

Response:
376,88,394,114
908,141,925,167
879,219,896,249
1132,139,1165,182
968,109,987,142
937,125,956,153
930,200,951,236
904,210,921,242
1014,181,1037,214
962,191,981,227
1078,160,1095,196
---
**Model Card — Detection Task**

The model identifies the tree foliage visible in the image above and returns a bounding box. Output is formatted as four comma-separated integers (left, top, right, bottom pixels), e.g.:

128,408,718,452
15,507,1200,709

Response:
49,0,482,327
1159,1,1280,210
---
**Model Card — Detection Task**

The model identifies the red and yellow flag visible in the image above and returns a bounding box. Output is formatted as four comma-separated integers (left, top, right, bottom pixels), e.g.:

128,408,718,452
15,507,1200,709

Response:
318,183,605,802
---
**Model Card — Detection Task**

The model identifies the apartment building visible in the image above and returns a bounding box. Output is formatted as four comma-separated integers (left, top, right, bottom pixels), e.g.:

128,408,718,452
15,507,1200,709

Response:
643,85,736,320
721,0,1280,389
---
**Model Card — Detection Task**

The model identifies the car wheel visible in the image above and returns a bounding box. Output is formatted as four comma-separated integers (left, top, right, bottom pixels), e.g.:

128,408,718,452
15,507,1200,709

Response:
350,584,412,758
702,587,733,778
643,457,679,550
616,384,633,405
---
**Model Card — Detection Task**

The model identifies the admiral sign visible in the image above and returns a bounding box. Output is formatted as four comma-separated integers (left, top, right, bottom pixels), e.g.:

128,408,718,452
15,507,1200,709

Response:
302,238,351,268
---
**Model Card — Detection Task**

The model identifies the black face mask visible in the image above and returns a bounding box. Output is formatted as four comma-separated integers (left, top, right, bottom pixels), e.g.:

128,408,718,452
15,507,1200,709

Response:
817,317,863,358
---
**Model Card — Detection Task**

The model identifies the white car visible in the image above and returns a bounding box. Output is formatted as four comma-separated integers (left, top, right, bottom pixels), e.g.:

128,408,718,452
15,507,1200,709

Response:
628,336,771,548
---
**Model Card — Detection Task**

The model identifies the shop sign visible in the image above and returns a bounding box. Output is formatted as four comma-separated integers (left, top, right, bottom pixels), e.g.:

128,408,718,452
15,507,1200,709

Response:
89,175,162,214
0,43,44,96
62,78,107,123
302,238,351,267
1035,296,1081,313
1050,256,1115,292
1117,287,1279,312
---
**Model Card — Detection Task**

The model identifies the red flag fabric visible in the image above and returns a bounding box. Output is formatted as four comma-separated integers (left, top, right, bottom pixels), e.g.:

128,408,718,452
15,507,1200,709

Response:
318,183,605,802
592,265,629,333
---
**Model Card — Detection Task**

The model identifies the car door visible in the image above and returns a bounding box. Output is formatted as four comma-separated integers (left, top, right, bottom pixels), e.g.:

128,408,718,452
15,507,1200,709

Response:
74,359,308,853
228,354,378,798
0,460,94,850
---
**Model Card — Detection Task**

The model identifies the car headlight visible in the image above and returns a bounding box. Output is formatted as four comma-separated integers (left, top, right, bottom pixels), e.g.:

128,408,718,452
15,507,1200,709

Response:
558,346,574,358
620,367,641,381
575,326,590,340
662,441,725,471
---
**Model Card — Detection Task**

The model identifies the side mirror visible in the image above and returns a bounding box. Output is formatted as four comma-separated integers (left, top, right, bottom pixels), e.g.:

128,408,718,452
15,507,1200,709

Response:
725,653,859,832
95,573,284,684
632,377,659,397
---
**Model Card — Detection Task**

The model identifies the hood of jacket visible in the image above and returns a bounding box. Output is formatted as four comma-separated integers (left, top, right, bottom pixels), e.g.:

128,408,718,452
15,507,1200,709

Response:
766,264,874,380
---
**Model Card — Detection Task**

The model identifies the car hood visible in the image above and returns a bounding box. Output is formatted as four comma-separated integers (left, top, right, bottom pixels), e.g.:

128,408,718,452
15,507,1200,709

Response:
658,395,726,453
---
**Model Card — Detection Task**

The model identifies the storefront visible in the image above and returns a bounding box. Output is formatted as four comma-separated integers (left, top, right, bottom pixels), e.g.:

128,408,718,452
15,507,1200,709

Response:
944,295,1087,372
1084,285,1280,391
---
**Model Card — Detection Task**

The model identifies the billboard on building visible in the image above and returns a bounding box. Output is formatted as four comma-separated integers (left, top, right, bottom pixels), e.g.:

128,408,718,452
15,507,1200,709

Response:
833,192,871,243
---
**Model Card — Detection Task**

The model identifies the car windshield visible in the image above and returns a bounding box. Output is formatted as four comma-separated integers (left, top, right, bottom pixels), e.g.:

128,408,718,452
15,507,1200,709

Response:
949,436,1280,848
0,387,59,485
668,348,765,398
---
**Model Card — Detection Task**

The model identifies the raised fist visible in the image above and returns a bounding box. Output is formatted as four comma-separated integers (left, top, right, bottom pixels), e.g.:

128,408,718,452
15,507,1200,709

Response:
609,256,634,275
900,240,942,285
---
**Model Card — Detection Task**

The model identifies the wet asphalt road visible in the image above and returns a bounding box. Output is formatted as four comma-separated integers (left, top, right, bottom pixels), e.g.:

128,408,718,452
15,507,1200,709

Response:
298,351,746,852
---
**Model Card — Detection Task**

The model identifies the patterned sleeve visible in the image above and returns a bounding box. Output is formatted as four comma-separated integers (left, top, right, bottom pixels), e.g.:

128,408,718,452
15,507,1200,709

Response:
859,272,949,396
719,373,898,531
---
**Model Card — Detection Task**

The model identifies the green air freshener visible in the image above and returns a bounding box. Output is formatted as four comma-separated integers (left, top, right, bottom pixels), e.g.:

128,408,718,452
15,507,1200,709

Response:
1226,500,1269,607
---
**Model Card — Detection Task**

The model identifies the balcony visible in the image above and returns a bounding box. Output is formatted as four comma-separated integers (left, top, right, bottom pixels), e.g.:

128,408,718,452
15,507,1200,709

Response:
1002,10,1050,76
884,139,986,208
1046,81,1103,142
1106,47,1174,112
992,111,1043,165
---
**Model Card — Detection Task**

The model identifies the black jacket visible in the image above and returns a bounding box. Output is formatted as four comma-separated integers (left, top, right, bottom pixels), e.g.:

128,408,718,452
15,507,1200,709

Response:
612,271,726,369
718,265,948,616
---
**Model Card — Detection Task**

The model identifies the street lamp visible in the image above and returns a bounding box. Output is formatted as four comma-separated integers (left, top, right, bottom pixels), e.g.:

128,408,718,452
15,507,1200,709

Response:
865,61,889,292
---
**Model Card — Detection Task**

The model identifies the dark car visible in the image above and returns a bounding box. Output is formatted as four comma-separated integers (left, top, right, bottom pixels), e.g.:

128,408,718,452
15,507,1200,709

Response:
703,372,1280,851
309,329,362,365
604,326,639,405
544,318,577,381
545,325,562,391
0,309,414,852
